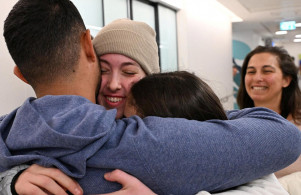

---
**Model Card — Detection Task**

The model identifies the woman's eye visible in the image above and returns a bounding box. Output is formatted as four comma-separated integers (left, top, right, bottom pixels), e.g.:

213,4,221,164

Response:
263,70,273,73
246,71,255,74
123,71,137,75
101,69,109,73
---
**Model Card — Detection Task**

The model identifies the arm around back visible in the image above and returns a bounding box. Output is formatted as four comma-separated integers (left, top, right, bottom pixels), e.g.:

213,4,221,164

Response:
122,107,301,194
1,98,300,194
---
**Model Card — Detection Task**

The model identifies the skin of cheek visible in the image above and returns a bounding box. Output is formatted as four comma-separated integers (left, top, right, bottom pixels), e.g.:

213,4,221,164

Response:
117,77,144,118
246,73,285,107
98,75,145,119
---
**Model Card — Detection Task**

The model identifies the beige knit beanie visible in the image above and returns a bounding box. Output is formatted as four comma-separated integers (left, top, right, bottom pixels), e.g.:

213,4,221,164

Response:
93,18,160,75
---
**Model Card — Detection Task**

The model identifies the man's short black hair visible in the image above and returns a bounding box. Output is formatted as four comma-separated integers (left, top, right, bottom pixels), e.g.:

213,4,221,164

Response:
4,0,86,87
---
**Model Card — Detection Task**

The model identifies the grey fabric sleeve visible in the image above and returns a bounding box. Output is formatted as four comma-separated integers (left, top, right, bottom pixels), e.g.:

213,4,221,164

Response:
0,165,29,195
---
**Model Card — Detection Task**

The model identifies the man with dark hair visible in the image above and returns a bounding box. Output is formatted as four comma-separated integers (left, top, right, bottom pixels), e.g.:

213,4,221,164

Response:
1,0,301,194
4,0,89,88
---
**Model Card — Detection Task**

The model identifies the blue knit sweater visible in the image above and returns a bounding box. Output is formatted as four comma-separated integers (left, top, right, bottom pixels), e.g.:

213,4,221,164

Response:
0,95,300,194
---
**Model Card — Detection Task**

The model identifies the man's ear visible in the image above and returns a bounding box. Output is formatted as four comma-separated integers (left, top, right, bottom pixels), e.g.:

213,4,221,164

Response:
13,66,29,84
82,29,96,62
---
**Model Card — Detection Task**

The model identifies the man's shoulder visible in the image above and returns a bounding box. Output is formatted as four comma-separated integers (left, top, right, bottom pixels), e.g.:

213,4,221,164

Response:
0,115,7,123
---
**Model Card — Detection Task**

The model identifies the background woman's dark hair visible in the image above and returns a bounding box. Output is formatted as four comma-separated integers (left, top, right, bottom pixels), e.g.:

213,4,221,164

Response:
237,46,301,124
129,71,227,121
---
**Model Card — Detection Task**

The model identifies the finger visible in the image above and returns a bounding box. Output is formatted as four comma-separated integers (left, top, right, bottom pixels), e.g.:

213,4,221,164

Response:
104,169,137,185
15,177,48,195
103,170,157,195
17,171,68,195
17,186,48,195
28,165,83,195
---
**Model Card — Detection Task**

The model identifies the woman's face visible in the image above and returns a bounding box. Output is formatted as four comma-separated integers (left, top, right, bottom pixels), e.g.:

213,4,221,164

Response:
244,52,291,107
97,53,146,119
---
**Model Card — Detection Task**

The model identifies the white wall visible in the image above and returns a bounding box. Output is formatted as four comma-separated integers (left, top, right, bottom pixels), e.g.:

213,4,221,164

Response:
177,0,233,110
0,0,234,115
281,43,301,92
280,43,301,67
0,0,35,116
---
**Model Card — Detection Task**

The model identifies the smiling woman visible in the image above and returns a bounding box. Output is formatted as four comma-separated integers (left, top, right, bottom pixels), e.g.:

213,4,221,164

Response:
92,18,160,119
237,46,301,124
98,53,146,118
244,52,291,111
237,45,301,194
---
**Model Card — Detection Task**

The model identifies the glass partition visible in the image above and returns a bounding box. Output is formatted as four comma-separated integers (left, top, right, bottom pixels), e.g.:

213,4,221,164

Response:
103,0,128,25
158,5,178,72
71,0,103,37
132,0,155,29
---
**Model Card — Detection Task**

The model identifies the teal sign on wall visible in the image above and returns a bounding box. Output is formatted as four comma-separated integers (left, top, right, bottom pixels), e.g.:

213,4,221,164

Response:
232,40,251,109
232,40,251,60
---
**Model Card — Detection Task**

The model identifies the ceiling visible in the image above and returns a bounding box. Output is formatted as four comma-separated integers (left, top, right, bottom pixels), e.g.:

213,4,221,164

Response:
216,0,301,45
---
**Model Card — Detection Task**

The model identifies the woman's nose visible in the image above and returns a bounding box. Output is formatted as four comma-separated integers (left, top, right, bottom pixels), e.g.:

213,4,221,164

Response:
107,76,121,91
254,72,263,81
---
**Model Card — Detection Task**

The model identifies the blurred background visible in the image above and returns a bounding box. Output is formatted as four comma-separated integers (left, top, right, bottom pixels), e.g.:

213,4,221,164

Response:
1,0,300,115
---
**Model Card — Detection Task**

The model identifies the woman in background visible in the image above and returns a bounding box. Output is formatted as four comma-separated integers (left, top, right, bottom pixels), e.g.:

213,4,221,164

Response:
237,45,301,194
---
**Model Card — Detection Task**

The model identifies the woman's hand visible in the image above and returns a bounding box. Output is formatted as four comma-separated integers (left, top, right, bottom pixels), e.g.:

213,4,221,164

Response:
99,169,157,195
15,164,83,195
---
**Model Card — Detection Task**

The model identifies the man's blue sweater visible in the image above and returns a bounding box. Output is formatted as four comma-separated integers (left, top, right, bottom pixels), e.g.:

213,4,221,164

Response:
0,95,300,194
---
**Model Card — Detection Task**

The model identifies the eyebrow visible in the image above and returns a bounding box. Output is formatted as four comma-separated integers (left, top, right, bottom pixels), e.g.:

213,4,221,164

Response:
247,65,276,69
262,65,276,69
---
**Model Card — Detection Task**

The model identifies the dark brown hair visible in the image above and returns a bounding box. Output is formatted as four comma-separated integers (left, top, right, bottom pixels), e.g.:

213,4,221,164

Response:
129,71,227,121
237,46,301,124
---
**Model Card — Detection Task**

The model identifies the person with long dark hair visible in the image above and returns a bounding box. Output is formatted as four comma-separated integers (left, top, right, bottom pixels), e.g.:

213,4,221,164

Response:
237,45,301,194
125,71,227,121
121,70,290,195
237,46,301,127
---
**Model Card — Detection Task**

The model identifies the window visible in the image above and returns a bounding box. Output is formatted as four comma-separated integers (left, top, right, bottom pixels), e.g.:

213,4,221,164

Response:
71,0,103,37
103,0,128,25
158,5,178,72
132,0,155,29
72,0,178,71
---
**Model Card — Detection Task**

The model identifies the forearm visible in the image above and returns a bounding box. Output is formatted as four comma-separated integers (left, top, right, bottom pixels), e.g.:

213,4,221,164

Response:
1,107,300,194
134,107,301,194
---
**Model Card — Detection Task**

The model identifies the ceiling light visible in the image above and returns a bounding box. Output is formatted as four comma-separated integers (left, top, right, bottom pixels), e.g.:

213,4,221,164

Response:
275,31,287,35
295,34,301,38
295,23,301,27
293,39,301,42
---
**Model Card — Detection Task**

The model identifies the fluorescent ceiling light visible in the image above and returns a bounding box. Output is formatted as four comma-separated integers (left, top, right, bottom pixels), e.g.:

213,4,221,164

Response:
275,31,287,35
293,39,301,42
295,34,301,38
295,23,301,27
